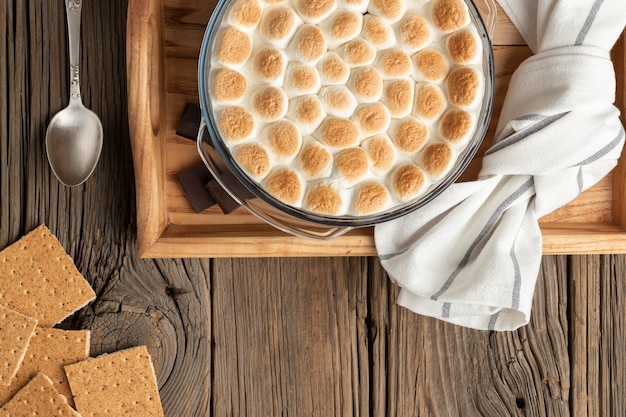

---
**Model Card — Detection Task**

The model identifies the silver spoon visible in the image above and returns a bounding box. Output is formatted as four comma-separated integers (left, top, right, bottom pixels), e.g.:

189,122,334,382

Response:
46,0,102,187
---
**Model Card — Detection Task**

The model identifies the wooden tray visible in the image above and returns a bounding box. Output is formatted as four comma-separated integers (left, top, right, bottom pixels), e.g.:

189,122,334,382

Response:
127,0,626,258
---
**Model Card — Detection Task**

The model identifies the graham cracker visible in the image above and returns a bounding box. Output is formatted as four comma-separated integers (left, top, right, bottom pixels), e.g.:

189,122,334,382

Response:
0,224,96,327
0,305,37,386
65,345,164,417
0,327,90,407
0,372,81,417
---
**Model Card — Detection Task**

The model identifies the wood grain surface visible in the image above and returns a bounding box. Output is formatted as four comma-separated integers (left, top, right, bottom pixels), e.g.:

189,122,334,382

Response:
1,1,625,417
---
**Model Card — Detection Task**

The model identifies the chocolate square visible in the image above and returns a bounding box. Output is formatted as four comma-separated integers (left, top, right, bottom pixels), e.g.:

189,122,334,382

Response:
176,103,202,141
206,180,241,214
177,162,216,212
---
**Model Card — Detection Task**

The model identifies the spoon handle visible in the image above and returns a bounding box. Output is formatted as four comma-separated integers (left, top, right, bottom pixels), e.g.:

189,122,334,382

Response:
65,0,83,103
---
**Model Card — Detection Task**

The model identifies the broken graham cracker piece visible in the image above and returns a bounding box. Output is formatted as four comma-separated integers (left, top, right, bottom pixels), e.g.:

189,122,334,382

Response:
0,373,81,417
65,345,164,417
0,224,96,327
0,306,37,386
0,327,90,407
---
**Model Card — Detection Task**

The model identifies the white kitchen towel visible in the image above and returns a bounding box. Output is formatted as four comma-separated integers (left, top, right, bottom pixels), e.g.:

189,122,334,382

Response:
375,0,626,331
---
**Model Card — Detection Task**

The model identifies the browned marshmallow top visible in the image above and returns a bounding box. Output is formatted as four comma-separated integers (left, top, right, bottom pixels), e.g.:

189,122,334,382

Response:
305,184,343,215
422,142,455,178
213,68,247,102
265,168,303,204
254,47,285,82
392,163,427,201
235,143,271,178
229,0,262,28
440,108,473,144
265,120,302,159
383,79,414,117
415,83,446,120
363,135,396,173
299,141,333,178
446,66,480,107
432,0,470,32
210,0,485,216
447,28,479,64
217,28,252,65
219,106,255,142
353,182,389,215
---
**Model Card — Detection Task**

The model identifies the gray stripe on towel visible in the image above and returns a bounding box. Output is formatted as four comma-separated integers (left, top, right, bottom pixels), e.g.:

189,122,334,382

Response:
575,0,605,46
510,242,522,311
488,313,500,331
430,177,535,301
487,112,569,156
576,127,625,166
442,302,451,319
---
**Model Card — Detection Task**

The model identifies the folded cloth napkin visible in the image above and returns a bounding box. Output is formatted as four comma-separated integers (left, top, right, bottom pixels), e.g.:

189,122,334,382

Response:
375,0,626,331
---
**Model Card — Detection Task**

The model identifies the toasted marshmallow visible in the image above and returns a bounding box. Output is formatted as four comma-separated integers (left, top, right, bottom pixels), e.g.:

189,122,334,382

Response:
217,106,256,143
216,27,252,66
362,134,397,174
361,15,395,49
391,163,428,201
287,95,326,135
412,48,449,82
337,37,376,67
420,142,456,179
348,66,383,103
284,63,321,98
337,0,369,13
390,117,428,154
294,0,337,23
445,66,482,107
304,183,345,215
288,24,328,64
211,68,247,104
298,139,333,179
334,147,370,185
259,5,301,48
368,0,406,23
431,0,470,32
398,13,431,52
439,108,475,145
227,0,262,30
446,26,482,65
319,9,363,50
262,119,303,162
317,52,351,85
252,47,287,84
352,181,390,215
414,83,446,121
251,86,288,122
319,86,358,118
234,142,272,179
377,49,412,79
352,103,391,137
264,168,304,205
382,79,414,118
316,117,360,148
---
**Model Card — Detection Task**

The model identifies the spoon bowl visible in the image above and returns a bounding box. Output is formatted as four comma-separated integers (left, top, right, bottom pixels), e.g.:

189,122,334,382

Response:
46,0,102,187
46,101,103,187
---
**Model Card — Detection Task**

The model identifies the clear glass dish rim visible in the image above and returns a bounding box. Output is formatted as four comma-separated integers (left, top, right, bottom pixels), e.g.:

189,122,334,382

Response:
197,0,495,228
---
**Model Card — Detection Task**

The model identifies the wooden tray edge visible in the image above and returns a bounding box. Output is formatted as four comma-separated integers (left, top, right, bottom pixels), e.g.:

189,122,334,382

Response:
128,2,626,258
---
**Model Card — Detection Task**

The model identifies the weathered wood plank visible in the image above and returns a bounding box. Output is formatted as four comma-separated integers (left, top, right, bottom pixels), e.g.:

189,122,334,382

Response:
369,256,570,416
570,255,626,417
211,257,369,417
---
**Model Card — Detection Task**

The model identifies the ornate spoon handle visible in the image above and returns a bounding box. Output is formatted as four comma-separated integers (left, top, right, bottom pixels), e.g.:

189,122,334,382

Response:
65,0,82,102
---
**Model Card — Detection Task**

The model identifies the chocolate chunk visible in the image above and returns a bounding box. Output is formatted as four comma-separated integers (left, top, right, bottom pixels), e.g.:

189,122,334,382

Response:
221,171,257,200
176,103,202,140
177,162,216,212
206,180,241,214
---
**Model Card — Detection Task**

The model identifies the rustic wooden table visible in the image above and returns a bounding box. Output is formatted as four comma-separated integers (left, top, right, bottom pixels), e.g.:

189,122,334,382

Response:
1,1,625,416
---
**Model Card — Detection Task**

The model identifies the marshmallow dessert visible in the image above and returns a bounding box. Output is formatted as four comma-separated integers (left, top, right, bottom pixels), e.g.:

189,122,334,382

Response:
199,0,493,225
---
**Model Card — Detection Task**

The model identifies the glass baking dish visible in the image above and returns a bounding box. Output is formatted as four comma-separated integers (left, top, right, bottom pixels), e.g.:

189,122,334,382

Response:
197,0,496,240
